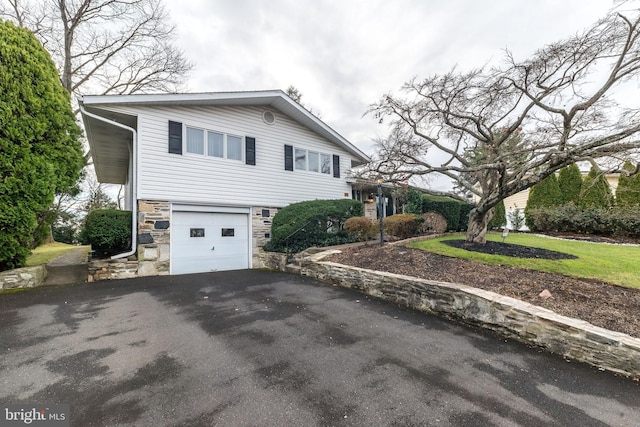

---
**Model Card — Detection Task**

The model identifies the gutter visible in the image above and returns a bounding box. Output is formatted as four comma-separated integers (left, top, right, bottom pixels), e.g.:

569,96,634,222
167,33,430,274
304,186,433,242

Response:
79,103,138,260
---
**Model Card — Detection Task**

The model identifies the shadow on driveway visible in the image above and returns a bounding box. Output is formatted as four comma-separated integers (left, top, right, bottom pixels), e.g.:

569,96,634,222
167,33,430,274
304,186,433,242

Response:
1,270,638,426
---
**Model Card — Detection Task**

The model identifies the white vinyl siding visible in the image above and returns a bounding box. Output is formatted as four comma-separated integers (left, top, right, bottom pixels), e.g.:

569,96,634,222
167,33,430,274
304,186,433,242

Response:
97,104,356,207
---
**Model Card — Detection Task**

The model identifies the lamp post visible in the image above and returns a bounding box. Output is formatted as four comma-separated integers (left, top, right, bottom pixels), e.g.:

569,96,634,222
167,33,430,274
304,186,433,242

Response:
377,177,384,246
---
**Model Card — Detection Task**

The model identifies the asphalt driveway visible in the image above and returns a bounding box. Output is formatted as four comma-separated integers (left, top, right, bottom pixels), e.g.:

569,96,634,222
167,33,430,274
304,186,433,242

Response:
1,270,638,426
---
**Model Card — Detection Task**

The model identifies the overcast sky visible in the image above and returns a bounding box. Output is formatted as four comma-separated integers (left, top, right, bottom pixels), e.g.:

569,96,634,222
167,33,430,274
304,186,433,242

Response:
165,0,616,188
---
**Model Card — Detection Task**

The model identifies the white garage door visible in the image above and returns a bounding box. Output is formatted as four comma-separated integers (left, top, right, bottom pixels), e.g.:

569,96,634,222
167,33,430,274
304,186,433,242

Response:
172,211,249,274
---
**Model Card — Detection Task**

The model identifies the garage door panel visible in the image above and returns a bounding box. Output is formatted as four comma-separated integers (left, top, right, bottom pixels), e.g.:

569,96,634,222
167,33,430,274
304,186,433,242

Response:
172,211,249,274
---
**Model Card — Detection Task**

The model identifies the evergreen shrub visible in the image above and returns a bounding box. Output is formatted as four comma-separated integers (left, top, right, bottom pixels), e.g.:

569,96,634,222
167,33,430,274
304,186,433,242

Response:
84,210,132,257
265,199,363,253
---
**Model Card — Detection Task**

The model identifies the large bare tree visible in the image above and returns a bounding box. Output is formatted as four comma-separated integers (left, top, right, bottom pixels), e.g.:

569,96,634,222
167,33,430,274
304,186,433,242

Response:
367,8,640,243
1,0,192,100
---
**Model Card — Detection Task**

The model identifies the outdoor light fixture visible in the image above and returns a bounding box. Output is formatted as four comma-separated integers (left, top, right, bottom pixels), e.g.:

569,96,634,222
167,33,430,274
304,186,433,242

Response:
377,176,384,246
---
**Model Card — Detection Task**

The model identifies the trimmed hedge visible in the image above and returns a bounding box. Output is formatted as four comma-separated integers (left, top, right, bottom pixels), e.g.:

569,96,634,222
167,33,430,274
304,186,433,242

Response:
265,199,363,253
83,209,132,257
526,203,640,237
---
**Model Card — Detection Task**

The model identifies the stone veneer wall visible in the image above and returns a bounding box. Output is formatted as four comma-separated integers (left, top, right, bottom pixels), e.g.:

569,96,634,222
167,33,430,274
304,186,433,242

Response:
263,251,640,378
0,266,47,290
252,207,279,267
136,200,170,276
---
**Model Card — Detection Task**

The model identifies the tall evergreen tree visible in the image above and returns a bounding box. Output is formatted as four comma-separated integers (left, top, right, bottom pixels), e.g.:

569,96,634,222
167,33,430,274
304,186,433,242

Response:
558,164,583,204
616,162,640,206
525,173,562,228
0,20,83,270
579,166,614,208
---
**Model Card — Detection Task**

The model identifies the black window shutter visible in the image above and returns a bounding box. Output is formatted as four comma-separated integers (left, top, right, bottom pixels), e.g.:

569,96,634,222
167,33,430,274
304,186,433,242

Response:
246,137,256,165
332,155,340,178
168,121,182,154
284,145,293,171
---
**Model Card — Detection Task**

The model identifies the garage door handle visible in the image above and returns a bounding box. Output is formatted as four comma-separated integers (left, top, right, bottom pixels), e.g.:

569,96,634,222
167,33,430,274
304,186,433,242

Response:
211,246,215,251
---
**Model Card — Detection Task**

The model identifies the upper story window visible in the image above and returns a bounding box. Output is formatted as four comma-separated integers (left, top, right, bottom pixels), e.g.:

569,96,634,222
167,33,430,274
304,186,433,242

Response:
186,125,243,161
168,121,256,166
286,145,336,176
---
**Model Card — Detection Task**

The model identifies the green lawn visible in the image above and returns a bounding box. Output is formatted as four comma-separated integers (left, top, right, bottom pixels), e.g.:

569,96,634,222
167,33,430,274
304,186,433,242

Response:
408,232,640,289
25,242,89,266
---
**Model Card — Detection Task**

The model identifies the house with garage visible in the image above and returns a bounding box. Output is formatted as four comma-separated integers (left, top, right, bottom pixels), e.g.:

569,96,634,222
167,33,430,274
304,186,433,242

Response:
80,90,369,278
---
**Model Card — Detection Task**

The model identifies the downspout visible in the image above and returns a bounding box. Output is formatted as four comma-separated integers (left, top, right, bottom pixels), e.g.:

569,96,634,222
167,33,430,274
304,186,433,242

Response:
79,104,138,260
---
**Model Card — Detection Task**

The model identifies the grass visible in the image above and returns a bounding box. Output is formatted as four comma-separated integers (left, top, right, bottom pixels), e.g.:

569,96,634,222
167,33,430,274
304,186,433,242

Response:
408,232,640,289
25,242,89,266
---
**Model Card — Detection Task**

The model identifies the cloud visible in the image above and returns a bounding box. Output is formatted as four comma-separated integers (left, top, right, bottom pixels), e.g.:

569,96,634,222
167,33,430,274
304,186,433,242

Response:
165,0,614,161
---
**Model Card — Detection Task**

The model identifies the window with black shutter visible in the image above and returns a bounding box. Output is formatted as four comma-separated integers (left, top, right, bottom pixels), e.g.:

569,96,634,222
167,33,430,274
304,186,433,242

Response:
332,155,340,178
246,137,256,165
284,145,294,171
168,120,182,154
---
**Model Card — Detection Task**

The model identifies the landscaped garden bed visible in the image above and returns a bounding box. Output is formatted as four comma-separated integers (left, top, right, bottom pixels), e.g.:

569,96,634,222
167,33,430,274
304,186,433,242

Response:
329,233,640,338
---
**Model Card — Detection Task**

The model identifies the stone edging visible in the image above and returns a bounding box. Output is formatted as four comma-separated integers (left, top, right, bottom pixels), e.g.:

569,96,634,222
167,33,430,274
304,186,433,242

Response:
293,250,640,378
0,265,47,290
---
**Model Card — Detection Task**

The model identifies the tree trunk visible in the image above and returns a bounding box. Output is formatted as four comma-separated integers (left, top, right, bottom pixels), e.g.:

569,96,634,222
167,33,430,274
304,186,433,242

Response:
465,207,494,244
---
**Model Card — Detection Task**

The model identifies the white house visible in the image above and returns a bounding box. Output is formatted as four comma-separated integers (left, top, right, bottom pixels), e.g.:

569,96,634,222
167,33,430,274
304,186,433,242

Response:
80,90,369,277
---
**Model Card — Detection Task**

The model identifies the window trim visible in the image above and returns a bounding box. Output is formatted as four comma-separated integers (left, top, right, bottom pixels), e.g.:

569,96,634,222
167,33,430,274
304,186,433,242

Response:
286,146,337,177
182,124,247,163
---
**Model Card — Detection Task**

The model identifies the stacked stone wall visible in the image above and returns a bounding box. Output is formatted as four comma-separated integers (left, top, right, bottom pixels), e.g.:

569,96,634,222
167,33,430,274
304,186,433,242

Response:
137,200,170,276
0,266,47,290
252,207,279,266
259,250,640,378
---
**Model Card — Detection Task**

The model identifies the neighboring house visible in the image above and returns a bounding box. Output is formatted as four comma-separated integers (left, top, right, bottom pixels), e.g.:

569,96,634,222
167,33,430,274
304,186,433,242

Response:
80,90,369,276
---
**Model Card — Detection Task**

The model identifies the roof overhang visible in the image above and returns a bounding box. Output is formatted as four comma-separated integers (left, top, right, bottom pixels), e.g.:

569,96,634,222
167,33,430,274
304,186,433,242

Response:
80,106,137,185
80,90,370,174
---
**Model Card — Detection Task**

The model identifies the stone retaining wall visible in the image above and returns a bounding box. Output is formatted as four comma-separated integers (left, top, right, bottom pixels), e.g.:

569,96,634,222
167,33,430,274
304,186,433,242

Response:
0,266,47,290
88,259,138,281
270,250,640,378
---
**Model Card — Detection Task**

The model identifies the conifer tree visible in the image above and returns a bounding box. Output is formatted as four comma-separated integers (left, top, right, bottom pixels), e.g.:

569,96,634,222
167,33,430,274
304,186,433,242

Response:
525,173,562,229
579,166,614,208
0,21,83,270
558,164,583,204
615,162,640,206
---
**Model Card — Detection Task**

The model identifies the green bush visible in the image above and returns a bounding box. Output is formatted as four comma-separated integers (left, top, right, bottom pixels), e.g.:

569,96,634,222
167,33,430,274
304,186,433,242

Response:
404,188,423,215
265,199,363,253
83,210,132,257
383,214,424,240
344,216,376,241
526,203,640,237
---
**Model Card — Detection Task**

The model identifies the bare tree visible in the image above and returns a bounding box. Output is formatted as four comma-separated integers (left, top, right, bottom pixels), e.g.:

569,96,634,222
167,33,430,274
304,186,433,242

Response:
366,8,640,243
1,0,193,103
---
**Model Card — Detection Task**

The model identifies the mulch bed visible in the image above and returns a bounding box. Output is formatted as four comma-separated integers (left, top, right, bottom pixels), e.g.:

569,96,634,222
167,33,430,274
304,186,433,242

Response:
328,240,640,338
